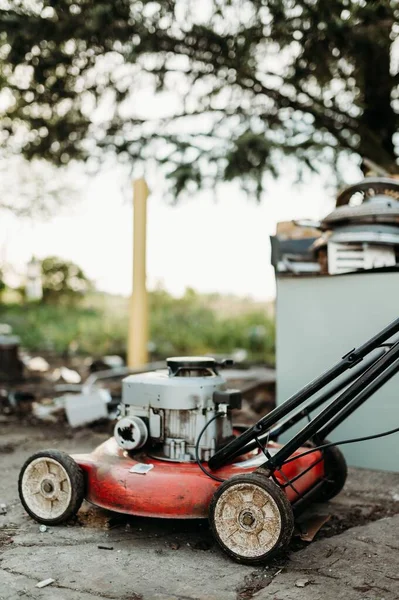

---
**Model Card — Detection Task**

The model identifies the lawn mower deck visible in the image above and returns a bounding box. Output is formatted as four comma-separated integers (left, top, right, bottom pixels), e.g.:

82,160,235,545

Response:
72,437,324,518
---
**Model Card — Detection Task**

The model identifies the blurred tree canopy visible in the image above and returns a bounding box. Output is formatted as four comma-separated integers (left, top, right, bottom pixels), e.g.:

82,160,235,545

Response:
1,0,398,196
41,256,91,305
0,269,6,298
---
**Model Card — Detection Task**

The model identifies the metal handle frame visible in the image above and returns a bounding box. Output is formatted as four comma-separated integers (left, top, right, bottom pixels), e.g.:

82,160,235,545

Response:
208,317,399,471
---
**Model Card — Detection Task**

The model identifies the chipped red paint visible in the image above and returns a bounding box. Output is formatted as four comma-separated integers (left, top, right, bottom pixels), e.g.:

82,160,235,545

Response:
73,438,324,519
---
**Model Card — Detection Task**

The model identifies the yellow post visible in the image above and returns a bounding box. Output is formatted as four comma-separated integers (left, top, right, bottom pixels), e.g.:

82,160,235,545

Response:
128,178,149,367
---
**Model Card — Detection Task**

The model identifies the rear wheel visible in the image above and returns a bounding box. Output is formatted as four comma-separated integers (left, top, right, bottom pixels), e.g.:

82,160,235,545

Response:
19,449,85,525
209,472,294,564
314,444,347,502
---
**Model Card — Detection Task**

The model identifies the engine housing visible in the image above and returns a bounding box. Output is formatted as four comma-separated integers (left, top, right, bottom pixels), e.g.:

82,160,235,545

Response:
114,357,241,462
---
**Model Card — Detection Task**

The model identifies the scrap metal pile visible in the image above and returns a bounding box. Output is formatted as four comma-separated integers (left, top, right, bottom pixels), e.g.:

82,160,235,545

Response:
0,336,275,429
271,177,399,276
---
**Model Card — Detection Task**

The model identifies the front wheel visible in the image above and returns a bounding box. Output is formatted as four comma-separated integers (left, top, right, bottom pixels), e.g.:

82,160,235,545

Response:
18,449,85,525
209,472,294,564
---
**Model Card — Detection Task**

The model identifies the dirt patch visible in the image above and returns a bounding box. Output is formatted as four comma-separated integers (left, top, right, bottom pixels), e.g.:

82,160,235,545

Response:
0,530,15,549
236,501,399,599
236,565,283,599
316,502,399,538
76,505,113,529
289,500,399,554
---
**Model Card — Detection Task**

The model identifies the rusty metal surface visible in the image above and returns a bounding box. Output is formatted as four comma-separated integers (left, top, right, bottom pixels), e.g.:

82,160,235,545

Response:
322,199,399,229
335,178,399,207
73,438,324,519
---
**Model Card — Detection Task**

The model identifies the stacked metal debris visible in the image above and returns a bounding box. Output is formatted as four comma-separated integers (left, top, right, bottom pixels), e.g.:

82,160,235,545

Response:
271,177,399,277
270,221,321,275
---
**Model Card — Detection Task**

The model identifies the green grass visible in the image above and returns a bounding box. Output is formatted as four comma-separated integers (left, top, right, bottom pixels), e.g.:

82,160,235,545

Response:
0,290,275,364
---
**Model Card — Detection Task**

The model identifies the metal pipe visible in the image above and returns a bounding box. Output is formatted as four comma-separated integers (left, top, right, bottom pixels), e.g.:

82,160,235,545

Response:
262,339,399,469
222,348,387,462
317,358,399,440
269,348,387,440
209,317,399,470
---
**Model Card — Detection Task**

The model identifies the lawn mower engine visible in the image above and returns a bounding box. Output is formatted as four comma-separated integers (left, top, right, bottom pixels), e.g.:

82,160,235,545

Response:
114,357,241,462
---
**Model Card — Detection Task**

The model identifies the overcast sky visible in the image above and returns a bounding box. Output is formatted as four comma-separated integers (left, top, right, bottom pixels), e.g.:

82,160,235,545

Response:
0,156,361,300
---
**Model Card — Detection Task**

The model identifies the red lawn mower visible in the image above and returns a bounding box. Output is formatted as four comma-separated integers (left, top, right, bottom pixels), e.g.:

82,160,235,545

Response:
18,318,399,564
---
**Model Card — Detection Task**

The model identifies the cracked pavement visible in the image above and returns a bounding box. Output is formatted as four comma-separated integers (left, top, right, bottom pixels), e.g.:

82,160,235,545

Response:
1,421,399,600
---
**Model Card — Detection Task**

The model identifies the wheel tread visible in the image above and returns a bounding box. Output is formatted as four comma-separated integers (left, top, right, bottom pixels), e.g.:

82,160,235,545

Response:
209,472,294,564
18,449,85,525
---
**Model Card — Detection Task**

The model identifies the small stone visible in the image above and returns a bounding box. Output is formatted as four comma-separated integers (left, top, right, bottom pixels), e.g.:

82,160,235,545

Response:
98,544,114,550
36,578,55,588
168,542,180,550
0,503,7,515
39,525,47,533
295,578,310,588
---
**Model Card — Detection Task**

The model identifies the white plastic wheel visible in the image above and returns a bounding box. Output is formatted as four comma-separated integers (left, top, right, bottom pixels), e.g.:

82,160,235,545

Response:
209,473,294,564
19,450,84,524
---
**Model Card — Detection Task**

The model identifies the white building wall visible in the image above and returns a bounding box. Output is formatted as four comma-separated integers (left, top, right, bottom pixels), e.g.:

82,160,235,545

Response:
276,271,399,472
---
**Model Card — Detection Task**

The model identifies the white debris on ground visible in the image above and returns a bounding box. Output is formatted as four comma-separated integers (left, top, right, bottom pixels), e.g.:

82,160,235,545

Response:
64,389,111,427
23,356,51,373
35,578,55,588
51,366,82,384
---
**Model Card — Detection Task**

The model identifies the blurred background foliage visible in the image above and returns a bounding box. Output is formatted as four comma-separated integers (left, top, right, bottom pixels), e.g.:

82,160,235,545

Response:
40,255,92,305
1,1,398,200
0,259,275,363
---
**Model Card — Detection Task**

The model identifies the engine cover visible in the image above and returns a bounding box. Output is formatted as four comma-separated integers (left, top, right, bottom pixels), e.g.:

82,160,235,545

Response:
116,357,239,462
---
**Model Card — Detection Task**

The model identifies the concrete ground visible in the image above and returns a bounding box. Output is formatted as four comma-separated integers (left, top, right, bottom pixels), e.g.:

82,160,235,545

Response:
1,420,399,600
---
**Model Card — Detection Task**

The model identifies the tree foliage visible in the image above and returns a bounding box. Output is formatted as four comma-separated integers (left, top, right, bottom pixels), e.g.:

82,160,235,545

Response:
150,287,275,361
0,269,6,298
1,0,398,197
41,256,91,305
